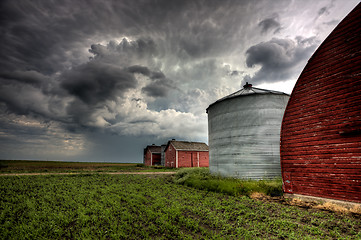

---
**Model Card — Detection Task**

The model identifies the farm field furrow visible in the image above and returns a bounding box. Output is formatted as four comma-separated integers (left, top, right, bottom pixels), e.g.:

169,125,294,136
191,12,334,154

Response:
1,174,360,239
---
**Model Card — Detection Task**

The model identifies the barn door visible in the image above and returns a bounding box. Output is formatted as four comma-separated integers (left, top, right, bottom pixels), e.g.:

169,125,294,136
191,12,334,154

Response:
191,153,198,167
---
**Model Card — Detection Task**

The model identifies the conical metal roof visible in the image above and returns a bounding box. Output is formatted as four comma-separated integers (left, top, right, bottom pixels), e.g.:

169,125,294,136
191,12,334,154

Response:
206,82,289,111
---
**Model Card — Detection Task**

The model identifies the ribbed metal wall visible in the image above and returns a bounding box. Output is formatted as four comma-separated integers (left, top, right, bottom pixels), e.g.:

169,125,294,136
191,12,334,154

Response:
161,144,166,166
207,92,289,179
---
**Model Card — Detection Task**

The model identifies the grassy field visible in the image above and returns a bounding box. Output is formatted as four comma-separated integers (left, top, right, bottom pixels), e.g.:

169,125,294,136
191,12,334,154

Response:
1,172,360,239
174,168,283,197
0,160,173,173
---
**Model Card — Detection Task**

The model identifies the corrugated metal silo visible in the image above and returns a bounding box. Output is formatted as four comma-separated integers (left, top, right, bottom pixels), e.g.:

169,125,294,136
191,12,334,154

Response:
207,83,289,179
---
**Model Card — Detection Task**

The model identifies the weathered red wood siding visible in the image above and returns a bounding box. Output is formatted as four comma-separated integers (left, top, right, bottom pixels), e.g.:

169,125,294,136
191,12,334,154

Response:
165,144,209,168
165,144,176,168
144,150,161,166
177,151,209,168
178,151,193,167
198,152,209,167
280,3,361,203
144,149,152,166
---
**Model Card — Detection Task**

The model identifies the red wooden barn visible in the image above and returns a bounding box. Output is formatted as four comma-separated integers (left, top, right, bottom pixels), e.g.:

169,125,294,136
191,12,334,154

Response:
280,3,361,203
143,145,161,166
164,140,209,168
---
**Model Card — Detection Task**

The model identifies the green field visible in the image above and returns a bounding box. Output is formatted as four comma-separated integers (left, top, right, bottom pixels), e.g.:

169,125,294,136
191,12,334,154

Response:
1,173,360,239
0,160,173,173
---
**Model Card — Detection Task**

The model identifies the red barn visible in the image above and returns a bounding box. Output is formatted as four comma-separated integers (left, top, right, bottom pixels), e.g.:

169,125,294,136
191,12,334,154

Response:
143,145,161,166
280,3,361,203
164,140,209,168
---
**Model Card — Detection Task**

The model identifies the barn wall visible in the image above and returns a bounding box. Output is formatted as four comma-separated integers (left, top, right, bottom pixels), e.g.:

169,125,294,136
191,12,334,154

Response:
208,94,289,179
178,151,193,167
199,152,209,167
165,144,176,168
280,3,361,203
144,150,152,166
177,151,209,168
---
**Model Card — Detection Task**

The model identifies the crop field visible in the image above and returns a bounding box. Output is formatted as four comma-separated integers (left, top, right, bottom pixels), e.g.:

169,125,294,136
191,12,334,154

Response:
1,173,360,239
0,160,173,173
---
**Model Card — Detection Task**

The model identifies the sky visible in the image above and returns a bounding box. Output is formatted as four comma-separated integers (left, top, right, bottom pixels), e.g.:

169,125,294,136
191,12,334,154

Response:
0,0,359,163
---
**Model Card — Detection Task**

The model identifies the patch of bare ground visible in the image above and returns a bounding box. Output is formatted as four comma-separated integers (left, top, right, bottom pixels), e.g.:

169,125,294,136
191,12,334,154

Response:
250,192,361,216
313,202,361,215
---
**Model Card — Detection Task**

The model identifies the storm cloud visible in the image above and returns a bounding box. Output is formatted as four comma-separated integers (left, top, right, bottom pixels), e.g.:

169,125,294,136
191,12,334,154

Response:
0,0,358,162
61,62,137,105
258,14,282,34
244,37,319,84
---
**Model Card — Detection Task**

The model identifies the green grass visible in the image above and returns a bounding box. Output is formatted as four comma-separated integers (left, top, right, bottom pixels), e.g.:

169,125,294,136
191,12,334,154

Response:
0,160,176,173
173,168,283,197
1,174,360,239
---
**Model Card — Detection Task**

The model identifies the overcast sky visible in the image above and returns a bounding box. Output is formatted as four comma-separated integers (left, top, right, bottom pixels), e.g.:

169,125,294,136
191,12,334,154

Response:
0,0,359,163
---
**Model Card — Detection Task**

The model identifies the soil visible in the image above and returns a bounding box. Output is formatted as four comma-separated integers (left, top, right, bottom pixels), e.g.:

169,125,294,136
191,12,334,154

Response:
250,192,361,216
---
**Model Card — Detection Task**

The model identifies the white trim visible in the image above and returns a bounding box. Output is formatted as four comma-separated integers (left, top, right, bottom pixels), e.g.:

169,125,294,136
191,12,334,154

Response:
197,152,200,167
150,150,153,166
176,150,178,168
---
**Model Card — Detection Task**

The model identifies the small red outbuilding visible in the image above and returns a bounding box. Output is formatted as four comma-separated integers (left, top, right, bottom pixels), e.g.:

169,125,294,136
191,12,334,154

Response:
164,140,209,168
280,3,361,203
143,145,161,166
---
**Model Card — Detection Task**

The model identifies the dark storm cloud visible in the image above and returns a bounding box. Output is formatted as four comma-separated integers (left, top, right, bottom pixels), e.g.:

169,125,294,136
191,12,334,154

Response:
127,66,152,76
142,78,174,98
61,62,137,105
314,1,335,21
0,1,87,74
89,38,158,64
245,37,319,83
0,70,48,87
0,70,66,121
318,0,335,17
322,19,339,26
0,1,163,75
258,14,282,34
127,65,166,80
230,71,241,76
318,7,330,16
85,39,174,100
127,65,174,98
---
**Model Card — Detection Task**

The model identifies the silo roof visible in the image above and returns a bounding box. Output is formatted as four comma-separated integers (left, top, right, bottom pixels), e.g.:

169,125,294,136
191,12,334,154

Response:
206,82,289,111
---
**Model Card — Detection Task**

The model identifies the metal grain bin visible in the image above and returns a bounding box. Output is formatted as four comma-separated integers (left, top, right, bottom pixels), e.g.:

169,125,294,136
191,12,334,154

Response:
207,83,289,179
